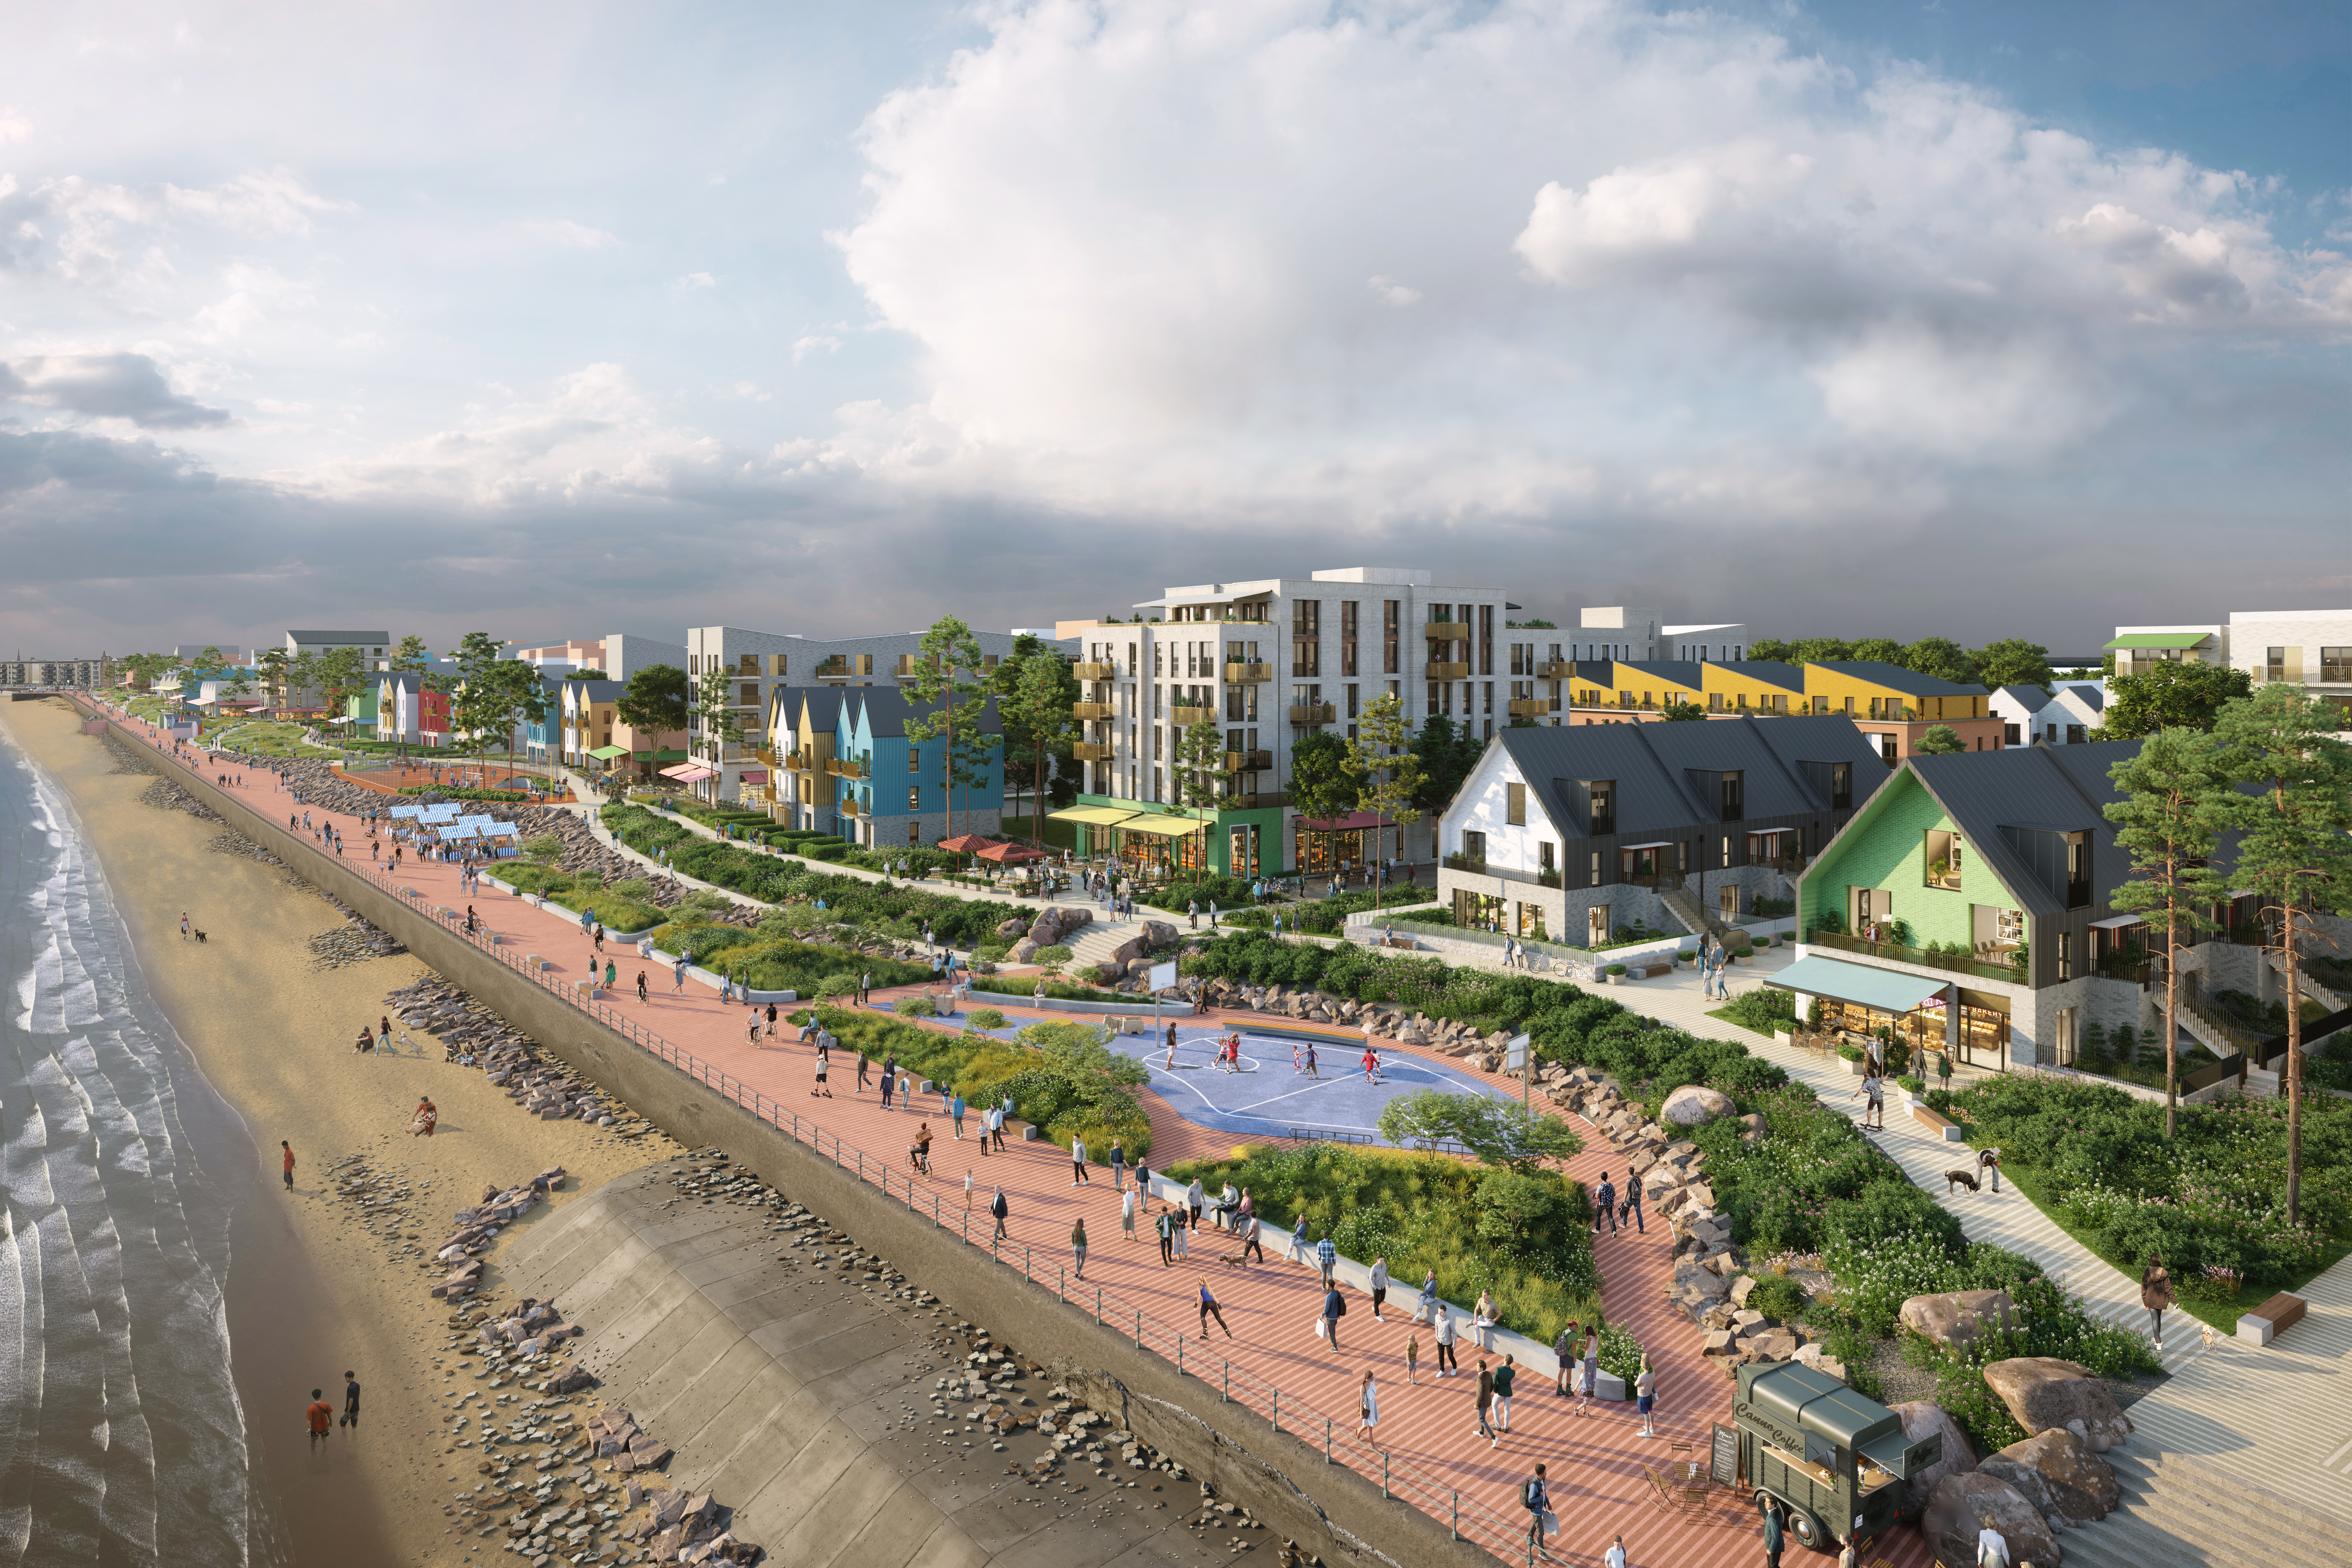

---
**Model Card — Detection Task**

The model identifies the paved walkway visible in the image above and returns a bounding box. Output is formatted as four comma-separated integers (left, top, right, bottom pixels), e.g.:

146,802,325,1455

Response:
91,699,1929,1568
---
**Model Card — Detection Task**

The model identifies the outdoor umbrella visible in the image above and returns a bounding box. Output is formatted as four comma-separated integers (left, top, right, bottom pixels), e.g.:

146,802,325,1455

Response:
935,832,996,875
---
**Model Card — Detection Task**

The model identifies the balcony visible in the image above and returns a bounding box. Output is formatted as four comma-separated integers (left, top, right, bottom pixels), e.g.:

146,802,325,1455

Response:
1072,701,1114,720
1427,661,1469,681
1224,662,1272,683
1804,928,2024,985
1289,703,1336,727
1425,621,1470,640
812,659,851,681
1074,741,1114,761
1216,790,1289,810
1536,660,1572,679
1172,704,1216,727
825,757,869,779
1225,749,1272,771
839,797,863,818
1073,661,1116,681
1507,698,1549,719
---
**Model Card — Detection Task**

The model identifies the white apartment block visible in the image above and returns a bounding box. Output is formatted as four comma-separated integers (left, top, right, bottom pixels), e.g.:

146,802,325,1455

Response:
1577,607,1748,664
283,630,393,670
684,626,1036,803
508,632,686,682
2229,608,2352,719
2103,623,2228,680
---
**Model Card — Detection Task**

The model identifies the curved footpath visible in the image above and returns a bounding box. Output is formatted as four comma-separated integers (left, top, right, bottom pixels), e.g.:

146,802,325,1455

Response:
96,700,1931,1568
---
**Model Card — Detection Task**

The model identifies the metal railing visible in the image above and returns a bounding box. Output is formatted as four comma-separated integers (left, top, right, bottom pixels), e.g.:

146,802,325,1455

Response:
1425,662,1469,681
85,697,1542,1562
1171,706,1216,727
1803,928,2024,985
1288,704,1336,726
1072,702,1114,720
1072,662,1115,681
1222,662,1271,684
1073,742,1112,762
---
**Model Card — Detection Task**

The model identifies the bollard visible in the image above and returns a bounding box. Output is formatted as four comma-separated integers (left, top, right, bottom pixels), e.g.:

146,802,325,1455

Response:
1451,1493,1459,1541
1325,1418,1331,1464
1223,1361,1230,1404
1096,1287,1102,1325
1178,1336,1184,1377
1135,1311,1142,1349
1383,1451,1389,1498
1271,1390,1278,1433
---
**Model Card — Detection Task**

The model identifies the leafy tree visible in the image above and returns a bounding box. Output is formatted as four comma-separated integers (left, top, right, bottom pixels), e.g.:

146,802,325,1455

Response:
1171,715,1226,884
120,652,179,688
1900,637,1978,685
688,664,748,800
564,668,607,681
1375,1088,1581,1173
255,648,289,707
1846,637,1904,664
1973,638,2055,693
617,663,689,734
287,649,320,714
1745,638,1795,664
2097,662,2254,739
445,632,506,753
219,669,256,706
1474,1171,1570,1243
465,660,554,784
1408,713,1481,818
997,650,1078,840
1915,725,1967,754
196,644,225,672
902,615,1000,837
2214,685,2352,1225
1343,692,1425,907
1661,699,1707,721
1800,637,1866,663
2105,728,2231,1137
315,645,368,731
1286,730,1357,824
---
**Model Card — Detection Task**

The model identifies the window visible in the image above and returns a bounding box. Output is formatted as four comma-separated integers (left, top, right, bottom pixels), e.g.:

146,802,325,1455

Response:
1589,851,1602,887
1831,761,1852,810
1347,683,1359,719
2058,931,2073,981
740,653,758,674
2264,646,2287,682
2065,725,2085,745
1719,771,1744,821
1506,782,1526,825
1880,734,1898,763
1925,828,1963,890
1586,780,1614,835
1341,600,1359,676
1383,600,1400,675
2323,647,2352,683
1462,829,1487,862
1539,841,1555,873
909,748,921,773
2004,722,2021,746
908,786,921,811
1479,604,1494,675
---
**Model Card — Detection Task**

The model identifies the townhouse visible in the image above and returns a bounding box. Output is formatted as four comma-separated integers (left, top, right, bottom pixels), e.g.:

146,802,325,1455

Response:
1435,714,1889,947
560,678,689,784
1990,682,2107,748
766,686,1004,846
509,632,687,682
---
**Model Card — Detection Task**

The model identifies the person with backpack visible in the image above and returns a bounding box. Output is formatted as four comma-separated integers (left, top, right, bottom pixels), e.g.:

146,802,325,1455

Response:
1593,1171,1618,1237
1522,1465,1554,1559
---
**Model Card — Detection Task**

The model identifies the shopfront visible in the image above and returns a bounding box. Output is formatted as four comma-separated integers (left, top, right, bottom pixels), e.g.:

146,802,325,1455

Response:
1298,811,1389,879
1118,814,1207,878
1770,954,2011,1073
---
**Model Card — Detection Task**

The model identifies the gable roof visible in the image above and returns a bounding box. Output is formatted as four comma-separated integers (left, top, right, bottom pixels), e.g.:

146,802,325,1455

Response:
1811,660,1989,698
1710,661,1808,693
843,686,1004,739
287,630,390,643
1613,660,1707,689
1888,742,2136,916
1996,684,2054,713
1486,714,1888,838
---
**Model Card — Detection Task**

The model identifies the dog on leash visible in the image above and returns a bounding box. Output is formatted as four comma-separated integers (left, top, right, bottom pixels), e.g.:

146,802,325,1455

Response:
1944,1168,1981,1194
193,928,208,944
1219,1254,1249,1269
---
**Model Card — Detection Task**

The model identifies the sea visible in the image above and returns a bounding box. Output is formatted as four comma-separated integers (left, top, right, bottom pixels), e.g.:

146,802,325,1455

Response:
0,718,283,1566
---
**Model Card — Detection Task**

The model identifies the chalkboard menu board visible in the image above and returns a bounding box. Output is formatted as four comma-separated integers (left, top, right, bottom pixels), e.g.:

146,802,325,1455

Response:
1711,1422,1739,1487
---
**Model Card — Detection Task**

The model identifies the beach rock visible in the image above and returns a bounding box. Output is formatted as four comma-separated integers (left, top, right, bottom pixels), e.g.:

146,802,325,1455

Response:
1982,1358,2134,1453
1980,1429,2120,1528
1660,1084,1735,1127
1899,1290,2020,1351
1922,1472,2061,1568
1889,1401,1976,1515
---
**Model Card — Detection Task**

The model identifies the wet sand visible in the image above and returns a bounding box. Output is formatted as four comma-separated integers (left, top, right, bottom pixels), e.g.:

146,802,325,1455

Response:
2,700,669,1565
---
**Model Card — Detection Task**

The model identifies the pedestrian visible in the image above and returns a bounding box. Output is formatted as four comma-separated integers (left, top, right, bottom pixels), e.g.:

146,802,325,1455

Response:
1414,1267,1437,1324
671,956,687,994
991,1104,1008,1152
1636,1352,1657,1436
1071,1217,1089,1280
857,1051,871,1093
1474,1358,1498,1446
1852,1068,1885,1131
180,912,191,940
1156,1205,1175,1267
990,1186,1009,1241
307,1389,334,1450
1522,1464,1554,1559
764,1002,778,1039
1321,1285,1345,1351
1405,1332,1421,1384
1199,1276,1233,1338
1316,1229,1338,1288
1172,1206,1189,1260
1288,1214,1311,1267
951,1093,967,1139
860,969,873,1005
1187,1176,1205,1226
1434,1303,1458,1376
1107,1138,1126,1189
1122,1187,1137,1243
1187,897,1198,930
1241,1211,1264,1265
1580,1329,1600,1417
1494,1354,1516,1431
813,1044,831,1096
1069,1135,1090,1186
965,1169,975,1210
1594,1171,1618,1236
1761,1495,1785,1568
1980,1145,2003,1192
1603,1532,1626,1568
880,1062,896,1109
341,1371,361,1430
1975,1523,2010,1568
1938,1049,1953,1092
2141,1252,2174,1348
913,1122,933,1174
1623,1180,1645,1234
281,1141,295,1191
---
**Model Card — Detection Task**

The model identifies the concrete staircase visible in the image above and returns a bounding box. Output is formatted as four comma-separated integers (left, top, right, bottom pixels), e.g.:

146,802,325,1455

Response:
1659,883,1730,942
2270,952,2351,1015
2055,1447,2352,1568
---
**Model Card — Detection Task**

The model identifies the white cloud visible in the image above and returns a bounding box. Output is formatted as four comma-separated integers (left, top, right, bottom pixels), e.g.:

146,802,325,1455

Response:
520,217,620,250
791,334,842,361
1366,275,1421,307
676,270,716,289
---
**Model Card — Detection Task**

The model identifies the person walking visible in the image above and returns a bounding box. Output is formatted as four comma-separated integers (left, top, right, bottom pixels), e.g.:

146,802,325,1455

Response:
1288,1214,1312,1267
1198,1276,1233,1338
1240,1211,1263,1265
1938,1049,1954,1093
860,969,873,1006
879,1061,896,1109
1494,1355,1516,1432
1071,1217,1089,1280
813,1042,831,1096
1623,1179,1645,1235
991,1102,1010,1152
1122,1186,1137,1244
990,1186,1009,1241
1603,1533,1627,1568
1474,1359,1498,1446
1635,1353,1657,1436
764,1002,778,1040
1593,1171,1618,1237
341,1371,362,1431
1107,1138,1126,1189
1156,1206,1175,1267
857,1051,871,1094
1522,1464,1554,1559
671,955,688,995
1434,1303,1458,1376
1369,1254,1389,1321
1321,1286,1346,1352
1580,1329,1601,1417
950,1093,967,1140
281,1141,296,1191
2141,1253,2174,1348
1172,1206,1190,1261
1975,1523,2011,1568
1852,1068,1885,1131
1355,1368,1379,1441
1070,1135,1090,1186
307,1389,334,1450
636,970,649,1004
1316,1229,1338,1289
1761,1495,1786,1568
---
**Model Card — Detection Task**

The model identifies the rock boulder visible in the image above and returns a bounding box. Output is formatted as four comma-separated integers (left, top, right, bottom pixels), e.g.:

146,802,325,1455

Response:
1660,1083,1735,1127
1889,1401,1976,1517
1980,1428,2120,1528
1982,1358,2135,1453
1922,1472,2061,1568
1899,1290,2020,1350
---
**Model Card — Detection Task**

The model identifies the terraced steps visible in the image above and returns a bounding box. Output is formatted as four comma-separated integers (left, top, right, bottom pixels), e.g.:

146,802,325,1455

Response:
2054,1447,2352,1568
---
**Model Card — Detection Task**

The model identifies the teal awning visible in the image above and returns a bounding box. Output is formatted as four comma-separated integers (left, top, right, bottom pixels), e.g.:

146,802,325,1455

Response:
1768,955,1947,1015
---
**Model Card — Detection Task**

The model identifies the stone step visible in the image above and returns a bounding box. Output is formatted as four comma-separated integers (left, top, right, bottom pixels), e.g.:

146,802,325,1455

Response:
2058,1447,2352,1568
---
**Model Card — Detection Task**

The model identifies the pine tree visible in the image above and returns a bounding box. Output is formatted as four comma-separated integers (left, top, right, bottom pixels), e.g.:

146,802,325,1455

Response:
1344,693,1426,909
902,616,998,839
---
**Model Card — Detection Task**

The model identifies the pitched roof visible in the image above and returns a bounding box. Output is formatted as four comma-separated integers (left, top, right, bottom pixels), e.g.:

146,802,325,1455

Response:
1996,684,2054,713
1613,660,1707,689
1710,661,1808,693
1811,660,1988,698
844,686,1004,738
1488,714,1889,838
1898,742,2136,916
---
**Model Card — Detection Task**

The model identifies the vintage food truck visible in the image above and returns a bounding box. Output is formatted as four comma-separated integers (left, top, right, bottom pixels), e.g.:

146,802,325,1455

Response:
1732,1362,1942,1552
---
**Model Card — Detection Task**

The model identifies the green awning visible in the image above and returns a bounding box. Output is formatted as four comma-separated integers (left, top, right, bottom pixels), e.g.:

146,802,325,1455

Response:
586,745,629,759
2103,633,2212,650
1767,955,1948,1015
1051,806,1140,827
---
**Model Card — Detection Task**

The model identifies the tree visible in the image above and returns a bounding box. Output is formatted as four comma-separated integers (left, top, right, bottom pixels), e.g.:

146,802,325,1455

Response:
446,632,506,755
2098,662,2255,739
315,645,368,732
2214,685,2352,1226
1846,637,1904,665
996,650,1078,841
617,663,689,734
120,652,179,689
1915,725,1967,754
1408,713,1482,820
1375,1089,1582,1173
1746,638,1796,664
1343,692,1425,907
2105,728,2231,1138
1661,699,1707,721
1170,715,1226,885
196,644,225,672
902,615,999,838
287,649,320,717
388,635,433,759
465,660,554,785
689,662,748,802
1286,730,1356,824
1474,1171,1569,1243
1900,637,1978,686
1974,638,2055,693
255,648,289,708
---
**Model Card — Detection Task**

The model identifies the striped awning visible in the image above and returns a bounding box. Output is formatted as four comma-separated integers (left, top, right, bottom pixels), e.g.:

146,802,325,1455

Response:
660,763,717,782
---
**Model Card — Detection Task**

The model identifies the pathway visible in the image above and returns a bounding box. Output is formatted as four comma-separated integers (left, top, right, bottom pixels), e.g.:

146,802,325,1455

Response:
85,697,1929,1568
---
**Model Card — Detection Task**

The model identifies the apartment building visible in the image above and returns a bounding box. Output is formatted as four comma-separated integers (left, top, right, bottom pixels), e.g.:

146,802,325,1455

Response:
767,686,1004,846
1,659,104,688
1050,567,1512,878
559,678,688,782
1576,607,1748,664
509,633,687,682
2225,608,2352,722
685,626,1034,804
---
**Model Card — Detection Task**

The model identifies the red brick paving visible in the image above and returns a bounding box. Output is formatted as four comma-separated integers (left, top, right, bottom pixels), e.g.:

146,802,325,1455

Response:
101,701,1933,1568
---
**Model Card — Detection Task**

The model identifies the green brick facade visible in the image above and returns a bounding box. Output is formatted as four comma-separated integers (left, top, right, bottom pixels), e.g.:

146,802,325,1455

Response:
1806,771,2019,948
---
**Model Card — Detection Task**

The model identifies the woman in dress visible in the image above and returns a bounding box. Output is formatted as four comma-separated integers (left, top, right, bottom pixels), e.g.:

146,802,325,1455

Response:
2141,1253,2175,1347
1355,1369,1379,1442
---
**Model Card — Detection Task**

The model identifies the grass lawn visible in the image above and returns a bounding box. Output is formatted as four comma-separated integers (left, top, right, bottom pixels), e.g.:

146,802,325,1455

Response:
1706,1005,1777,1039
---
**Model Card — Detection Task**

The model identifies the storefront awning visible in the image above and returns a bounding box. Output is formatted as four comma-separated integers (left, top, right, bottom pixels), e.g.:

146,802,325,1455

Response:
2089,914,2145,930
1296,811,1389,832
1051,806,1140,827
1120,815,1209,837
586,745,628,759
1618,840,1673,851
659,763,717,782
1768,955,1949,1015
2103,633,2212,650
738,769,769,784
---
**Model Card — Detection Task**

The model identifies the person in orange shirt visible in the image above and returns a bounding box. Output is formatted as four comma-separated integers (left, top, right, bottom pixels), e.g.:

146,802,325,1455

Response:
307,1390,334,1449
282,1142,295,1191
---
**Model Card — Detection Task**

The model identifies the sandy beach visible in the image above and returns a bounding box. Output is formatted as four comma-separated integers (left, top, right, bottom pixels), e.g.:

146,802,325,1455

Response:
0,699,671,1565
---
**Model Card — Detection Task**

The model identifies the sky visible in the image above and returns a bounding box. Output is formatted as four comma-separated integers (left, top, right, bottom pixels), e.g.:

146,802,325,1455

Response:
1,0,2347,661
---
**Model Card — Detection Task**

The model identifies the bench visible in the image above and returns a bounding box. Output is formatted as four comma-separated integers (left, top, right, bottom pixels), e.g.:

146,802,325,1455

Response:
1912,1103,1965,1142
2239,1291,2308,1347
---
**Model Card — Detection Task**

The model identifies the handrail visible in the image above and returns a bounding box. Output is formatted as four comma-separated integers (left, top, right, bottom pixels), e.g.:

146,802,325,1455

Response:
1802,928,2024,985
67,694,1537,1564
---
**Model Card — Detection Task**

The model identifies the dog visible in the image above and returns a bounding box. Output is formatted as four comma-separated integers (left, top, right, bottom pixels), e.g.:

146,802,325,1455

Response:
192,928,207,944
2201,1321,2219,1352
1944,1169,1981,1194
1218,1253,1249,1269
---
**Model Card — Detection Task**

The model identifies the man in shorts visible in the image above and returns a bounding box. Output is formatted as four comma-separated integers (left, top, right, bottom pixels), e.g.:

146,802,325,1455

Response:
1852,1069,1885,1131
307,1390,334,1449
341,1371,361,1430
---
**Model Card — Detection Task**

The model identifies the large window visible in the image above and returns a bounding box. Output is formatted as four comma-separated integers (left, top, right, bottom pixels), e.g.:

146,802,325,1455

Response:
1586,780,1615,836
1506,782,1526,825
1831,760,1852,809
1461,829,1487,862
1924,828,1964,891
2265,647,2288,682
2323,647,2352,683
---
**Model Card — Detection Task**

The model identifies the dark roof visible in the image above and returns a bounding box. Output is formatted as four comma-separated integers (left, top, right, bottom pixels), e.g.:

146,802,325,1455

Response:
566,679,625,702
2073,686,2105,713
1812,660,1989,698
1711,661,1807,693
287,630,390,642
1997,684,2054,713
774,686,848,732
1614,660,1707,689
1487,714,1889,839
846,686,1003,738
1902,742,2137,916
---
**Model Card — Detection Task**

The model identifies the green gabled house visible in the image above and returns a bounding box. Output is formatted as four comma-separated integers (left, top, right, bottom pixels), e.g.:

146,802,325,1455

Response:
1775,740,2187,1071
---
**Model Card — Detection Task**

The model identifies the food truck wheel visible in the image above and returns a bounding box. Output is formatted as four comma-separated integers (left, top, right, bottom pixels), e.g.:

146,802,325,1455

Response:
1753,1491,1831,1553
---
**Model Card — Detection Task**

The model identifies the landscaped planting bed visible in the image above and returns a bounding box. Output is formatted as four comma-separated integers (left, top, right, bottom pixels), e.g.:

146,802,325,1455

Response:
645,919,930,995
496,865,667,934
